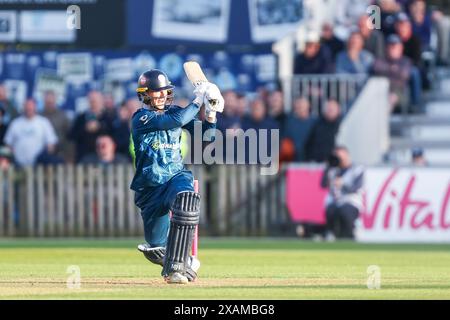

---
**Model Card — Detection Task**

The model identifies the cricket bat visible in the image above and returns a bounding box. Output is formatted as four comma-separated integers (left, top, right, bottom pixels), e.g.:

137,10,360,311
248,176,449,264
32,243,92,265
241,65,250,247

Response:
183,61,219,114
183,61,209,87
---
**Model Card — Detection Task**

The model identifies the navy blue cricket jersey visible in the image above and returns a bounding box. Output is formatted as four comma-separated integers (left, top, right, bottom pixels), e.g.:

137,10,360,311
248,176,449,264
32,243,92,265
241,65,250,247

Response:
130,102,215,191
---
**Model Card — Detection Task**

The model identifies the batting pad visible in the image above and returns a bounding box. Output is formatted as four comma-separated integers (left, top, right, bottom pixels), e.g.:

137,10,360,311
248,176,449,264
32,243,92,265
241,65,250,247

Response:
162,191,200,277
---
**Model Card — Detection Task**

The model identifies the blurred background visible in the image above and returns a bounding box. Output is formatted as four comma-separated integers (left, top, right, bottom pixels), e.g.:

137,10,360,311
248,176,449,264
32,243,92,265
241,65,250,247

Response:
0,0,449,243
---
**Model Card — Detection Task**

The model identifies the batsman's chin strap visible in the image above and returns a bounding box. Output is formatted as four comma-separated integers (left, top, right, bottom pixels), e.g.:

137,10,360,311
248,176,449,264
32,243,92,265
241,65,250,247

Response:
161,191,200,277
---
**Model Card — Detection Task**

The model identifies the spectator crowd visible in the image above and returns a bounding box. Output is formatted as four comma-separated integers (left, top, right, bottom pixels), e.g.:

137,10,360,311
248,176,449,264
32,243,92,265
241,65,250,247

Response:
297,0,447,114
0,0,446,168
0,84,139,168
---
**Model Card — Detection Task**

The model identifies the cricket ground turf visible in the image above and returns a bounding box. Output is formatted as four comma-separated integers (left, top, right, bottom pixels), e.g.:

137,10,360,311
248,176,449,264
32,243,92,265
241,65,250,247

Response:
0,238,449,300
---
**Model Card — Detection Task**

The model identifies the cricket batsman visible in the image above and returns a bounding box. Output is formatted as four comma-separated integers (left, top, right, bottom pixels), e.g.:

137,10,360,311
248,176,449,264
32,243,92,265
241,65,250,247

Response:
131,69,224,284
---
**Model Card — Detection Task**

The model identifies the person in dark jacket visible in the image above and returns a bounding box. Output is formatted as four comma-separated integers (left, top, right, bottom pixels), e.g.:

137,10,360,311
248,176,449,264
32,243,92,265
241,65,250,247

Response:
306,99,342,162
68,90,112,162
409,0,433,50
267,90,287,135
112,103,133,158
396,13,423,65
217,90,242,133
294,31,334,75
283,97,316,162
372,35,414,112
80,135,130,165
395,12,425,111
0,84,19,125
378,0,402,37
0,107,8,146
321,23,345,61
242,99,279,165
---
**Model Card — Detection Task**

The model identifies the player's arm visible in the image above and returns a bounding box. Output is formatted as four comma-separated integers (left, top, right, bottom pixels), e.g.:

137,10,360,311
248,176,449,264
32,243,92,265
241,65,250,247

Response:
132,102,201,134
182,113,217,142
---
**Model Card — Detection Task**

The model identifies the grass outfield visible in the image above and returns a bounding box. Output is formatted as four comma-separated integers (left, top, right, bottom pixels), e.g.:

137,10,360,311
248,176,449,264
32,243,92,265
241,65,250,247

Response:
0,238,449,299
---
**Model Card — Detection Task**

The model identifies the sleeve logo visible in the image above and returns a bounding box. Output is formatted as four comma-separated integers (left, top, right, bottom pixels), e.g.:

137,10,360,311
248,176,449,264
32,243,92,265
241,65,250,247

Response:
139,114,150,125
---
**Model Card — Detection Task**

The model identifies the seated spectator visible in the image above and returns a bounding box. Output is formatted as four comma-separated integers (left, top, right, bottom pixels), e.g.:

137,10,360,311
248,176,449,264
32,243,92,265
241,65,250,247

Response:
336,31,375,74
242,99,279,164
217,91,242,133
80,135,130,165
320,23,345,61
395,13,423,66
305,99,342,162
283,97,316,162
4,98,58,167
378,0,402,37
411,147,427,166
267,90,287,135
321,146,365,240
294,31,334,74
0,107,8,146
126,97,141,117
409,0,433,50
103,93,118,127
41,90,72,162
396,12,426,110
358,15,386,59
372,35,413,112
68,90,112,162
235,92,248,119
396,0,412,12
0,84,19,125
242,99,279,131
112,104,132,157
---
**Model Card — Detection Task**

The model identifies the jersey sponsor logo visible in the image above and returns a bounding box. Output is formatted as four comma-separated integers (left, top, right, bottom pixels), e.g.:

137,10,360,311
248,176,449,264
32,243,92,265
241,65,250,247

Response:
151,140,180,151
151,140,160,150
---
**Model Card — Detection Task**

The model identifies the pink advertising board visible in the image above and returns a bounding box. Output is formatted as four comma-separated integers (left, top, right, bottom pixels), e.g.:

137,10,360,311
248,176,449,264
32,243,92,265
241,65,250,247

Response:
286,166,450,243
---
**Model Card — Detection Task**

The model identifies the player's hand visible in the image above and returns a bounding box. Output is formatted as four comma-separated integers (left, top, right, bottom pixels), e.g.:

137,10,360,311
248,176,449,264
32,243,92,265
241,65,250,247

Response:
193,82,210,107
204,83,224,114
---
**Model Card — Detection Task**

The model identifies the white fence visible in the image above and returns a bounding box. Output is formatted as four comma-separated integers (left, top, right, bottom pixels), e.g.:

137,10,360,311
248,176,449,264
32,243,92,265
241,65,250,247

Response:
0,164,290,237
282,74,368,116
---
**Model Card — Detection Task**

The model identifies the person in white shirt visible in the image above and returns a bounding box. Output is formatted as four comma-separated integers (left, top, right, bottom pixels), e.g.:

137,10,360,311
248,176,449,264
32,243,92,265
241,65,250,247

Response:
4,98,58,166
